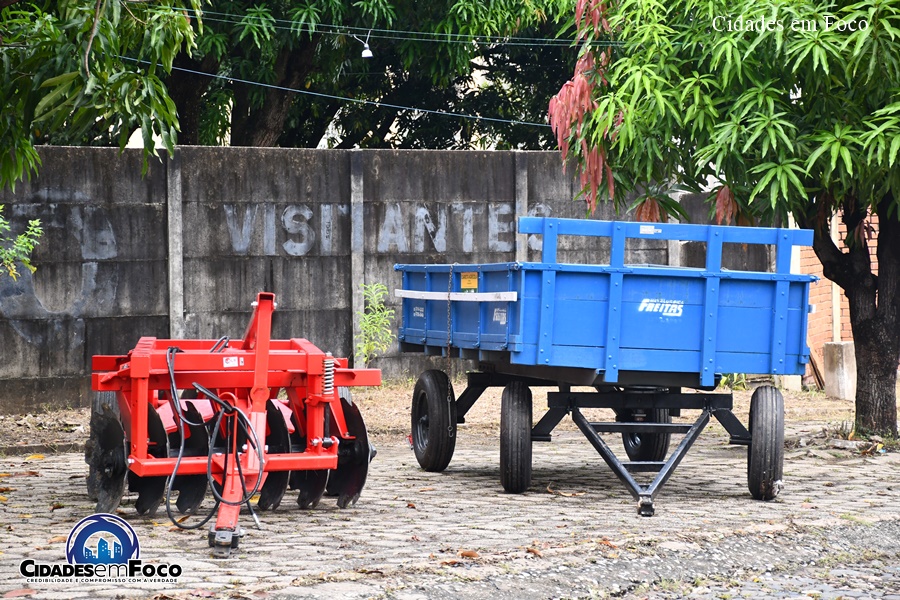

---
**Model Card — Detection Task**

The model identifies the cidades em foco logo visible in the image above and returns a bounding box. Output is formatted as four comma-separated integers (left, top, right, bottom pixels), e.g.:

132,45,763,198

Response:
19,514,183,584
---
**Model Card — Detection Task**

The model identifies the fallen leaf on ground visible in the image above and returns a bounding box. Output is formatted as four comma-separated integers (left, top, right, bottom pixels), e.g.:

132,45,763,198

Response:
406,502,416,509
526,547,543,557
47,536,67,544
418,487,435,492
3,589,35,598
24,454,44,461
458,550,479,558
546,483,585,497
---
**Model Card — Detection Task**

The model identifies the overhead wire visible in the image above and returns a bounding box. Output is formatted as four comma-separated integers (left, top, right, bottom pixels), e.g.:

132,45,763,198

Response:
120,56,553,128
185,8,617,48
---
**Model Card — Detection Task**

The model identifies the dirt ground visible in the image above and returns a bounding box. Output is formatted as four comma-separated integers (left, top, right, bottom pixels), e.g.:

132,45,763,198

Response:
0,377,876,454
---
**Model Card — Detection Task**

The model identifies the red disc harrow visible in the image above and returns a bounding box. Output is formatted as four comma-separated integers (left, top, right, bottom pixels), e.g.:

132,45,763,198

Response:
86,292,381,557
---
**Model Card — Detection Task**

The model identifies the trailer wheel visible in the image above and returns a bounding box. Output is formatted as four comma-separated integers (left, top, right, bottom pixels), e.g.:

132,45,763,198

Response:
411,370,457,472
620,408,671,462
748,386,784,500
500,381,532,493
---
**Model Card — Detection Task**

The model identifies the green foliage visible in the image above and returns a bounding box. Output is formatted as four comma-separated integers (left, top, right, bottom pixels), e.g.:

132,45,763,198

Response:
0,0,203,190
558,0,900,224
169,0,575,149
354,283,395,367
0,205,42,280
717,373,749,391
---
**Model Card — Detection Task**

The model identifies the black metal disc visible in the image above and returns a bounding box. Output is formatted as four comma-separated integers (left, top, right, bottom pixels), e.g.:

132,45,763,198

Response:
257,400,291,511
327,394,374,509
85,392,127,513
129,403,168,516
292,469,329,509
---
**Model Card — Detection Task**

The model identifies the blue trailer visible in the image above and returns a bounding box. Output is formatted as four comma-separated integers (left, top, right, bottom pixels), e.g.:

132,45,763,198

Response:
395,217,815,515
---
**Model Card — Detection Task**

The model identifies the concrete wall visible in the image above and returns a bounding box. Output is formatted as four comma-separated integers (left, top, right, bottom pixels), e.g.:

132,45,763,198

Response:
0,147,757,413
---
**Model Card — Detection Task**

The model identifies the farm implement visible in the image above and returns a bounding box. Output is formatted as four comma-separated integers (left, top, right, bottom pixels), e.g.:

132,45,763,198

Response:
86,292,380,557
396,217,815,516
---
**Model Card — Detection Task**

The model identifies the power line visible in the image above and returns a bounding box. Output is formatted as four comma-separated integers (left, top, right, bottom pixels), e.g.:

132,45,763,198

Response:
187,8,624,48
121,57,551,129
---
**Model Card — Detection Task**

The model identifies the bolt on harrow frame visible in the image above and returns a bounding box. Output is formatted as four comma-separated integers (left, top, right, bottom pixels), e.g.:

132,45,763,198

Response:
396,217,813,516
86,292,380,557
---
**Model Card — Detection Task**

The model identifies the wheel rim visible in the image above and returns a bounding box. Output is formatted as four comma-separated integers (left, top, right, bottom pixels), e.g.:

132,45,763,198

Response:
625,432,643,450
413,391,429,451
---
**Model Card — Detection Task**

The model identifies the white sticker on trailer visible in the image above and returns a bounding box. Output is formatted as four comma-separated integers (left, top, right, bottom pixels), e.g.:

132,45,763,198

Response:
493,307,507,325
639,225,662,235
223,357,244,368
413,306,425,318
638,298,683,317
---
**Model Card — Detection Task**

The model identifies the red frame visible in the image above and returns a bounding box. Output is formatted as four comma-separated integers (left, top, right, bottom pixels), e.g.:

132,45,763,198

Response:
91,292,381,532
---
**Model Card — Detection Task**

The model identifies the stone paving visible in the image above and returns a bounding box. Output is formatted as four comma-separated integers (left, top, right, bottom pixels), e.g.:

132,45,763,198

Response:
1,422,899,599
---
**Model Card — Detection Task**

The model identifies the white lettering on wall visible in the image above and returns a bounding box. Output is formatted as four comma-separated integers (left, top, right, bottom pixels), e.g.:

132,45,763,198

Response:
450,204,484,253
224,205,256,255
377,203,409,252
282,205,315,256
223,203,347,257
222,201,542,256
414,205,446,252
488,203,514,252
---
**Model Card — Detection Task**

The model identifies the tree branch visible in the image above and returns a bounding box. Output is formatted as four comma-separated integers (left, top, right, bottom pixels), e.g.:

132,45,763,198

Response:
83,0,106,77
795,193,875,293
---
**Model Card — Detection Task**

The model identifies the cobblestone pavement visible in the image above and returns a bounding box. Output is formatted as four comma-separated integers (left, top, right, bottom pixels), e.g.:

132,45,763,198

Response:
1,425,899,599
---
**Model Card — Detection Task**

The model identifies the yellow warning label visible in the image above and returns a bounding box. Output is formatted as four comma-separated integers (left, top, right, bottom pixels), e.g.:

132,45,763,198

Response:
460,272,478,293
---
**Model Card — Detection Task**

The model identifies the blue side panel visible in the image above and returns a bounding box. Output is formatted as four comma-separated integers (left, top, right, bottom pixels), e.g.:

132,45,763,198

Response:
549,272,610,348
395,217,816,383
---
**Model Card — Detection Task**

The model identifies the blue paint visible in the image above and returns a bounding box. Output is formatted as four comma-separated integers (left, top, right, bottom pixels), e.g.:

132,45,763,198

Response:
395,217,815,384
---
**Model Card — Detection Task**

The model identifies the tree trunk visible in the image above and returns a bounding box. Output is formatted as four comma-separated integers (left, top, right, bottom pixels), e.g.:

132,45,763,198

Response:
231,38,319,147
165,54,219,146
797,194,899,437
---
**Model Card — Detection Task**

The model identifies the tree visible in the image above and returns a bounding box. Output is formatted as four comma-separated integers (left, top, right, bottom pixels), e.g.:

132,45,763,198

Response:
550,0,900,436
1,0,203,190
164,0,574,149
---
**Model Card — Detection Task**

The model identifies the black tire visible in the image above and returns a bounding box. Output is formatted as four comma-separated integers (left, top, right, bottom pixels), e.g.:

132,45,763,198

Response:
411,370,457,472
748,386,784,500
500,381,532,493
620,408,671,462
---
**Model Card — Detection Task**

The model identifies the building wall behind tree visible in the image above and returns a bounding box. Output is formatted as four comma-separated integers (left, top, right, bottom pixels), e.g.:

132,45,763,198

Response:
801,214,877,387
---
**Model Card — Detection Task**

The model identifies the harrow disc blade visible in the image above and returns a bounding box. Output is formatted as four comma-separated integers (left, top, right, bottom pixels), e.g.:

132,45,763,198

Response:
285,408,328,509
85,393,127,513
328,393,375,509
292,469,329,509
129,404,169,516
169,402,210,515
257,400,291,511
